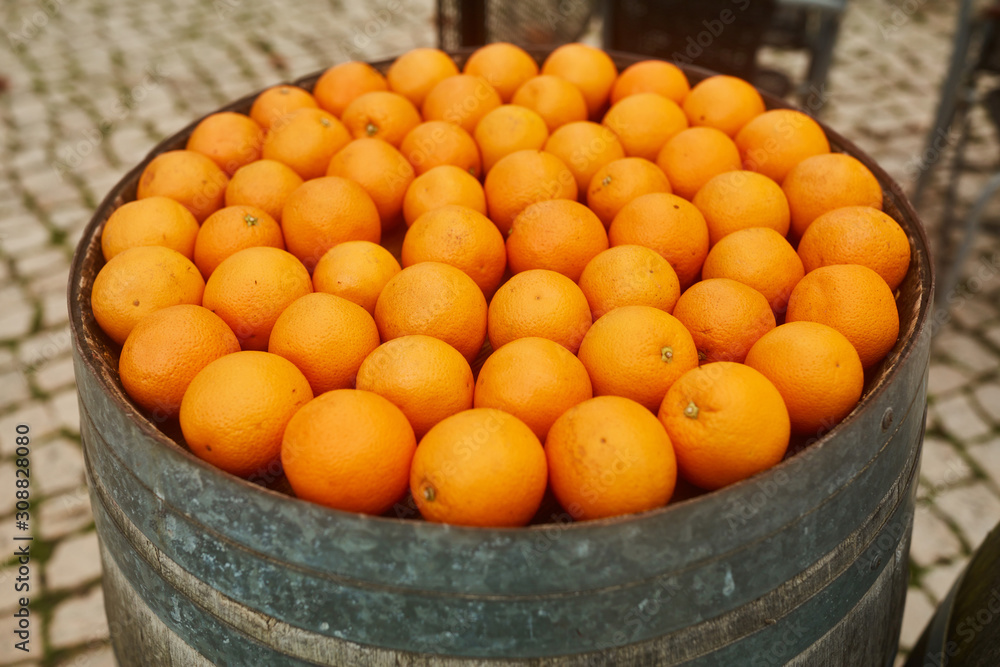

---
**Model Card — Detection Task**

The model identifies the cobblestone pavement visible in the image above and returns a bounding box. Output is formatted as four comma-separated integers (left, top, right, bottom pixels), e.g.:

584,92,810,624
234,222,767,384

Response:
0,0,998,665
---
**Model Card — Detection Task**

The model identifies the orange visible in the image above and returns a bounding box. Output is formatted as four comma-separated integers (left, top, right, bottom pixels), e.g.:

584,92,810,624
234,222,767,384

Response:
410,408,547,527
785,264,900,369
312,240,401,315
400,121,482,177
543,121,626,192
101,196,199,261
610,60,690,105
186,112,264,175
356,334,474,438
180,350,313,478
202,247,312,351
578,245,681,320
483,149,577,235
463,42,539,102
608,192,709,289
511,75,588,132
783,153,884,239
91,246,205,346
402,164,486,227
506,199,608,282
193,205,285,278
701,227,805,314
313,61,388,117
119,305,239,419
136,150,229,223
386,48,460,108
401,205,506,296
281,389,415,514
268,292,379,395
735,109,830,183
261,108,351,180
682,75,765,137
671,278,775,364
326,138,415,230
281,177,381,271
578,305,698,412
341,91,422,147
474,105,549,173
474,336,593,441
745,321,864,436
374,262,488,362
797,205,911,291
422,74,502,135
249,85,319,131
541,43,617,117
692,170,790,245
224,159,303,223
587,157,671,228
488,269,591,354
658,362,789,490
546,396,676,520
602,93,688,161
656,127,741,201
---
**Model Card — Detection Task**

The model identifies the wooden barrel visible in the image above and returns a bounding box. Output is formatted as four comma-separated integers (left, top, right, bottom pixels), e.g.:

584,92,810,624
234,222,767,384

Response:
70,52,934,666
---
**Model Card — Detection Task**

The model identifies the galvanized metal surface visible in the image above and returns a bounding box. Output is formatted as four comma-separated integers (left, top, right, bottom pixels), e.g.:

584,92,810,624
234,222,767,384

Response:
70,52,935,665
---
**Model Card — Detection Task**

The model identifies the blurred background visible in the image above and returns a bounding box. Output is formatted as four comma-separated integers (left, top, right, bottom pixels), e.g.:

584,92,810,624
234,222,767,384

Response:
0,0,998,664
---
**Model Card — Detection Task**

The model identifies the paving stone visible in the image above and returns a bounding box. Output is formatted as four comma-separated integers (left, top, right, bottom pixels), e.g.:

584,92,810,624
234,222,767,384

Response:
56,644,117,667
951,297,999,329
921,557,969,604
932,394,993,442
934,331,1000,375
934,483,1000,551
49,585,109,650
15,249,68,280
38,488,93,541
48,390,81,434
33,438,85,497
897,587,935,651
0,299,35,342
18,328,74,372
909,504,962,567
46,532,102,592
0,608,43,664
967,437,1000,488
0,348,16,373
33,355,76,394
928,362,973,397
918,436,974,492
986,324,1000,350
0,370,32,410
0,404,58,456
972,382,1000,425
40,291,70,329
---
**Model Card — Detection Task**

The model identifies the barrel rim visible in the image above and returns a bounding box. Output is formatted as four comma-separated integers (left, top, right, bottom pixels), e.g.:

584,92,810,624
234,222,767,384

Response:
68,48,934,535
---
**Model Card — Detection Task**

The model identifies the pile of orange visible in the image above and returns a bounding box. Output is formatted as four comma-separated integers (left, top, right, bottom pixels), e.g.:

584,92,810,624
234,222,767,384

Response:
92,44,910,528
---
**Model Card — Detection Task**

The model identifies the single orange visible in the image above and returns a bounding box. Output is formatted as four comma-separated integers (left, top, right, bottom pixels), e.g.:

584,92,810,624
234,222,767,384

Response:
326,137,415,231
587,157,671,228
410,408,547,527
546,396,676,520
682,75,765,137
186,112,264,175
422,74,503,135
386,48,460,108
281,176,381,271
608,192,710,289
474,336,593,441
511,75,589,132
119,304,239,419
701,227,805,314
313,61,388,117
506,199,609,282
671,278,775,364
91,246,205,345
797,205,911,291
692,170,790,245
463,42,539,102
193,205,285,278
602,93,688,161
180,350,313,478
312,240,401,315
474,104,549,173
578,245,681,320
261,108,351,180
341,91,422,147
249,85,319,131
136,150,229,223
400,121,482,177
282,389,415,514
402,164,487,227
543,121,626,192
745,321,864,435
785,264,900,369
610,60,690,105
402,205,506,296
356,334,474,439
783,153,884,239
658,362,789,490
374,262,488,362
488,269,592,354
541,43,618,117
224,159,303,223
483,149,578,235
656,126,742,200
202,247,312,351
101,196,199,261
735,109,830,183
